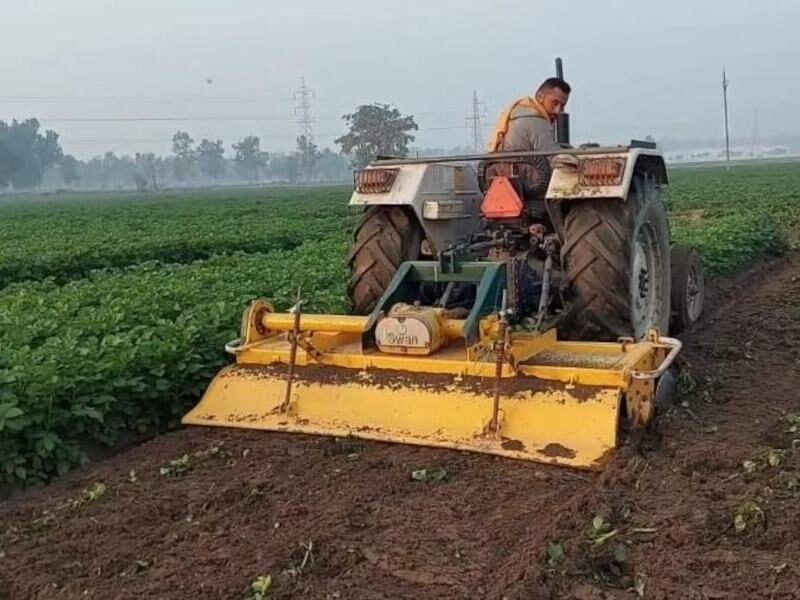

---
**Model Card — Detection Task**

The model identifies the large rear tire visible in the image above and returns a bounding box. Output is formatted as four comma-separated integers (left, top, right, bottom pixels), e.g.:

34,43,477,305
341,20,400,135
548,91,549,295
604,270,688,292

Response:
560,173,671,341
347,206,422,315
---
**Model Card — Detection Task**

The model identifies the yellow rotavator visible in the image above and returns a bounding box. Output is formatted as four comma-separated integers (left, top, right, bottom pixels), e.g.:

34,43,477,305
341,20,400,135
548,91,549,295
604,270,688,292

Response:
183,258,683,469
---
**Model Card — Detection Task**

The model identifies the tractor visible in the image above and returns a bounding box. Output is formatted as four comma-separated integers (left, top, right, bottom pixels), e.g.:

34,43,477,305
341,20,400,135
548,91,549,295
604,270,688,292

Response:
183,60,705,469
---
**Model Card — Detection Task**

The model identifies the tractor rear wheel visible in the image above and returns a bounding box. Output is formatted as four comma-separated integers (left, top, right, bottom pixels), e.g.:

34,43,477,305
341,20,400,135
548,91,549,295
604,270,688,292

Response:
560,173,671,341
347,206,422,315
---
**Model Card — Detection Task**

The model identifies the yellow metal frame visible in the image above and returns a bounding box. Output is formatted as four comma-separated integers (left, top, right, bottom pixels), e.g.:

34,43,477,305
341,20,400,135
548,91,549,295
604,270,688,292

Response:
186,365,623,469
234,303,660,387
234,330,656,386
184,303,673,469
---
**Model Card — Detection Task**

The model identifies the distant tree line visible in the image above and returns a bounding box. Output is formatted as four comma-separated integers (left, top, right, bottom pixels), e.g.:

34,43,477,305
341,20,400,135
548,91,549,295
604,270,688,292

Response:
1,103,423,192
44,133,354,192
0,119,63,190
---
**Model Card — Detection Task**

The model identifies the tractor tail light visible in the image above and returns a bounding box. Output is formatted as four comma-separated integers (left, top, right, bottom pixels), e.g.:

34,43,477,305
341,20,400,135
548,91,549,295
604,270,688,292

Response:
578,158,626,186
355,168,399,194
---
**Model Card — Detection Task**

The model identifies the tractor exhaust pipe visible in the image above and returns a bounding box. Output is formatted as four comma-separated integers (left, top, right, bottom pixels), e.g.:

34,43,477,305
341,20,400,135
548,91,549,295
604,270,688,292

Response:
555,57,570,146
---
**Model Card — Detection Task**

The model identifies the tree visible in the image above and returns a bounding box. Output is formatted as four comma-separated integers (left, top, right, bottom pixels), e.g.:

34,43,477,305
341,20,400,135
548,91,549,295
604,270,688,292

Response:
171,131,195,182
296,134,320,182
0,119,63,189
35,129,63,171
196,139,226,180
335,104,418,169
155,157,170,188
315,148,350,182
135,152,159,190
0,138,18,189
59,154,81,187
100,152,136,189
232,136,267,182
266,153,300,184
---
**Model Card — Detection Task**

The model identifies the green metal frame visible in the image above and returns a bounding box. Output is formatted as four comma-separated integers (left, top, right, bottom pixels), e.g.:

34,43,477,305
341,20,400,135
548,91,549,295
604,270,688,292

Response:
363,261,507,347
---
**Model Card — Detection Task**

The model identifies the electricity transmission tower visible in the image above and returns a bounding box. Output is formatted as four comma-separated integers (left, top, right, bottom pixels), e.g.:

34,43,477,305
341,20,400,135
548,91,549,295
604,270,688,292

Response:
466,90,487,151
722,68,731,170
293,76,315,182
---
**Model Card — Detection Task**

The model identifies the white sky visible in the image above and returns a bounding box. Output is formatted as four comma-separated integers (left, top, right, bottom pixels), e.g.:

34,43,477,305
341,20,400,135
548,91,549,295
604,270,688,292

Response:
2,0,797,158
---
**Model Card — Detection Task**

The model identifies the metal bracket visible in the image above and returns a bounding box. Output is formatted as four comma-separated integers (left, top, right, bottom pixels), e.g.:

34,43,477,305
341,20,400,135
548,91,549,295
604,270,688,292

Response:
290,332,323,363
631,335,682,380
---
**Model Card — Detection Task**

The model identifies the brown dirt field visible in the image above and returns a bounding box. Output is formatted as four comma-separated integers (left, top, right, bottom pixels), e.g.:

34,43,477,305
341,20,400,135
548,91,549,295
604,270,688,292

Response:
1,255,799,600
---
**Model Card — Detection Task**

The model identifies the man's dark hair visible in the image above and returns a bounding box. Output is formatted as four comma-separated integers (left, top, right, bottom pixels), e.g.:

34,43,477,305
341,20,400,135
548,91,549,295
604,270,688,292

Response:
537,77,571,95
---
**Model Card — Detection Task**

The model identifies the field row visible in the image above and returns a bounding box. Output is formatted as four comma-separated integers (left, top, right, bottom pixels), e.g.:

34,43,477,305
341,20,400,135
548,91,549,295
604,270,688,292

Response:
0,187,351,288
667,164,798,274
0,237,348,484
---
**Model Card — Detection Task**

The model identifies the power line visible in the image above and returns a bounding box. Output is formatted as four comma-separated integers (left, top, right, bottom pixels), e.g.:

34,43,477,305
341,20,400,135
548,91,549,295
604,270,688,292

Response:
0,95,295,103
0,95,480,116
35,116,479,126
65,139,171,144
38,115,310,123
411,125,477,132
61,125,479,145
0,96,478,122
0,94,346,104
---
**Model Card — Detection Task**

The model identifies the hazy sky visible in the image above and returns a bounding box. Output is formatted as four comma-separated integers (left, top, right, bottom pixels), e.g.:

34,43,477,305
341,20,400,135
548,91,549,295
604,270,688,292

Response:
2,0,798,158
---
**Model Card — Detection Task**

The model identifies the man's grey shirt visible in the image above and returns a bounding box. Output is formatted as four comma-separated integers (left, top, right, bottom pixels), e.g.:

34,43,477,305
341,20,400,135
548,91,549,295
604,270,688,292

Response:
498,105,557,152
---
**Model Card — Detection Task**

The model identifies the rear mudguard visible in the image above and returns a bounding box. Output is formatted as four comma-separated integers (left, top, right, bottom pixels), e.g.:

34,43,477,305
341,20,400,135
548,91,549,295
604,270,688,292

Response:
349,163,482,255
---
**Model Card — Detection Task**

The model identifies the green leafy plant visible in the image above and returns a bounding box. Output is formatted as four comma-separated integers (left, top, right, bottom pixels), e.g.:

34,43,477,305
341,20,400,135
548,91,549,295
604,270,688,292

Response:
589,515,618,546
785,414,800,434
81,482,108,503
0,223,348,485
742,448,787,474
160,455,193,477
545,542,565,566
410,466,448,483
284,541,315,578
733,500,765,533
250,575,272,600
0,187,351,288
631,573,647,597
675,368,697,397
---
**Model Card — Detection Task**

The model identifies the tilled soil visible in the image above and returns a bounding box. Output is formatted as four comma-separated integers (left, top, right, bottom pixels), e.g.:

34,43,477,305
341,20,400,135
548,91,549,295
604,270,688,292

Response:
1,255,799,600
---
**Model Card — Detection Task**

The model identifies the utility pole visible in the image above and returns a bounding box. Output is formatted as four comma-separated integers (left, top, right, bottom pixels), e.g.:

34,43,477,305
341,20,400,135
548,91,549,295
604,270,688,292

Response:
722,68,731,170
466,90,487,151
293,76,315,182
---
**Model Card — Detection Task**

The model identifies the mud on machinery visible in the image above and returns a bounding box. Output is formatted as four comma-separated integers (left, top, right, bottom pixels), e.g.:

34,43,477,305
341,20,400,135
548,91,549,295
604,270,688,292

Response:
184,60,706,469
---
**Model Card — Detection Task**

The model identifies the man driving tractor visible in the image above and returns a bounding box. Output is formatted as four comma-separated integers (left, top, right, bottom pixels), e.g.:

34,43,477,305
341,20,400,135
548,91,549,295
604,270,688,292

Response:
481,77,572,200
488,78,571,153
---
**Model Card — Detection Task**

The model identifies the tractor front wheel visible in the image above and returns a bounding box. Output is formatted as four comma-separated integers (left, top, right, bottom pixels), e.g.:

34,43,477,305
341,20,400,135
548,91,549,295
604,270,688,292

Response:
669,244,705,334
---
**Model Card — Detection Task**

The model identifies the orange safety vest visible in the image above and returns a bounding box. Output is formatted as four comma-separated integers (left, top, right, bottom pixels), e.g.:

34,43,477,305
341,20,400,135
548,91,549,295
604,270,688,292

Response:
487,96,553,151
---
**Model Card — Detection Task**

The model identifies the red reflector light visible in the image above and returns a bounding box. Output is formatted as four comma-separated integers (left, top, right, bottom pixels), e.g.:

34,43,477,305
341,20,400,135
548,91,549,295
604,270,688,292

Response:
578,158,626,186
355,168,399,194
481,176,524,218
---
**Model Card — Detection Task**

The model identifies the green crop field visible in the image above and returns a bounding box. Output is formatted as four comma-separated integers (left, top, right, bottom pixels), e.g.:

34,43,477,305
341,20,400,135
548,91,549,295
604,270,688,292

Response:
1,165,798,485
